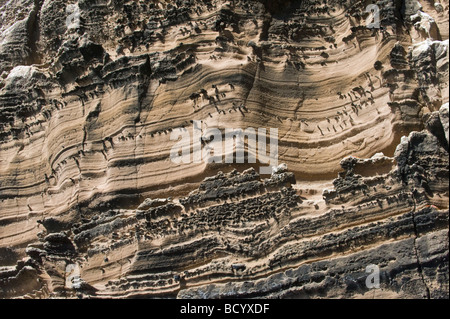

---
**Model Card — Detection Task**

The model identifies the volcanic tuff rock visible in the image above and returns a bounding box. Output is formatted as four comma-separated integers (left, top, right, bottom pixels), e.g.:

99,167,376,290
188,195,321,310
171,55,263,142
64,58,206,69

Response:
0,0,448,299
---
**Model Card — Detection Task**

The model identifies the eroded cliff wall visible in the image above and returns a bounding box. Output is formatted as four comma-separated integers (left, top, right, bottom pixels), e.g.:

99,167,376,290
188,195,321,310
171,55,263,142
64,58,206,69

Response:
0,0,448,299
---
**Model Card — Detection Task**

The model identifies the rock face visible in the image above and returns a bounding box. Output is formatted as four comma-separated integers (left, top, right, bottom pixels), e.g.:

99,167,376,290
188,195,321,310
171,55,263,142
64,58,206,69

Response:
0,0,448,299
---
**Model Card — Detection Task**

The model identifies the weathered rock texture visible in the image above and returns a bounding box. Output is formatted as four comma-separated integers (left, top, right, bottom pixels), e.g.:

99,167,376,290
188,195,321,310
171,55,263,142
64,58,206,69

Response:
0,0,448,299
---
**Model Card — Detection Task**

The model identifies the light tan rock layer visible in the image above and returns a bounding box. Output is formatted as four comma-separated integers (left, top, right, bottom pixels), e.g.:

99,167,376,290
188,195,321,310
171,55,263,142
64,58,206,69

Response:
0,0,448,299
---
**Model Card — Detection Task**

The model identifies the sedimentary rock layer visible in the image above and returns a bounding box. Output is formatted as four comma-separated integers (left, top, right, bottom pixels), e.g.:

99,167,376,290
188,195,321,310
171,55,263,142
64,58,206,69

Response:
0,0,448,299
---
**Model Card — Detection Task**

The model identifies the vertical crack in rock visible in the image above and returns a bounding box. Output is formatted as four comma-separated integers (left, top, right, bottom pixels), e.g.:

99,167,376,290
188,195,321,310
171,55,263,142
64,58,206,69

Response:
410,192,431,299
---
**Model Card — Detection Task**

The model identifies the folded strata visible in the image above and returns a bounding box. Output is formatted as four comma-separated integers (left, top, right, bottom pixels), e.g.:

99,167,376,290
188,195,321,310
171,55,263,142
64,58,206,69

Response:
0,0,448,298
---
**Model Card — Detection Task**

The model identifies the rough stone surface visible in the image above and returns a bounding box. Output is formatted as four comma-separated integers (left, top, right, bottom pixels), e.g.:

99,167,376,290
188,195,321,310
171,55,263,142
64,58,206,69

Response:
0,0,448,299
440,103,449,145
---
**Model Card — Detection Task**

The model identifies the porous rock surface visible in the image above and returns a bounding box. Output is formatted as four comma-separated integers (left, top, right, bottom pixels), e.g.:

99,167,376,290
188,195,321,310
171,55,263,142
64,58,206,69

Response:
0,0,448,299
